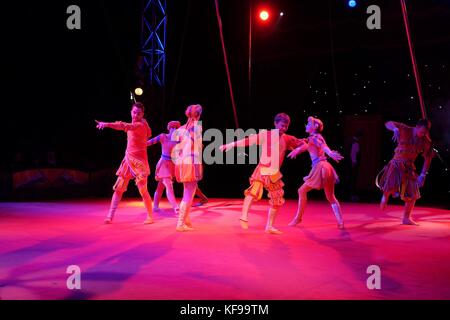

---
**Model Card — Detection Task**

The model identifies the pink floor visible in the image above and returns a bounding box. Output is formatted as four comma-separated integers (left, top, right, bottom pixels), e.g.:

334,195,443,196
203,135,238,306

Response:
1,198,450,300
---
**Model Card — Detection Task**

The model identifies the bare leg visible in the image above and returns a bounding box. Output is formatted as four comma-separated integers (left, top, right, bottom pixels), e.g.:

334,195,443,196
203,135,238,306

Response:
380,191,392,211
138,181,154,224
289,184,312,226
239,195,254,229
153,181,165,211
325,183,344,229
176,181,197,231
162,178,179,214
192,187,208,207
104,190,124,224
265,206,282,234
402,199,418,225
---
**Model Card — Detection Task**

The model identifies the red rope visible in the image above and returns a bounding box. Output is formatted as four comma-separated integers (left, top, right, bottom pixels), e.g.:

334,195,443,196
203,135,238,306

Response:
214,0,240,128
400,0,427,119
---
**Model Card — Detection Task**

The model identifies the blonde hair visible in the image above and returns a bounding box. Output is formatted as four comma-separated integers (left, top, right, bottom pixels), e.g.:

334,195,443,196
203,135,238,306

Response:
167,120,181,130
185,104,203,119
308,116,324,132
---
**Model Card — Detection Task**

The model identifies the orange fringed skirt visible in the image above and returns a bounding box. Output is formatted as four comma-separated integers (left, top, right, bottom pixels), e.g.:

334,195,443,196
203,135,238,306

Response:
303,160,338,190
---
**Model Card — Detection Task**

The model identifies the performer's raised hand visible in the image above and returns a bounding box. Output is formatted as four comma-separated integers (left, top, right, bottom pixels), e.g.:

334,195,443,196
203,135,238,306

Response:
328,150,344,163
95,120,107,130
392,128,400,143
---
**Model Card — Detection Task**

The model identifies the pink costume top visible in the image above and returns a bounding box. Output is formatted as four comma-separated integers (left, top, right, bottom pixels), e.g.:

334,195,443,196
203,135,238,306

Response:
148,133,179,181
148,133,178,160
392,122,432,162
305,133,329,165
113,119,152,178
235,130,303,181
301,133,339,189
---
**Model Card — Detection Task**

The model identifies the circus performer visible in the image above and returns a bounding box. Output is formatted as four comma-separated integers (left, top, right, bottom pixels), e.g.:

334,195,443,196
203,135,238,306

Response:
96,102,154,225
377,119,433,225
147,120,181,215
172,104,204,231
287,116,345,229
220,113,303,234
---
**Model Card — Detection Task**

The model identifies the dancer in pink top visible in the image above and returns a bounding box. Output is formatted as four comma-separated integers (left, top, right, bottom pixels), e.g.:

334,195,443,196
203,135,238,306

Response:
96,102,154,225
147,120,181,215
287,116,345,229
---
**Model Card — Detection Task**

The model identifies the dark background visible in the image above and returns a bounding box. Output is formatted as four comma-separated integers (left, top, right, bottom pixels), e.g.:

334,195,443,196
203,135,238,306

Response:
1,0,449,206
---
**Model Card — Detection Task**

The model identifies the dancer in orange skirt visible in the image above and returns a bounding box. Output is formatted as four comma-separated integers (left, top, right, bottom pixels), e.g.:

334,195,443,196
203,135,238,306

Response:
220,113,303,234
287,116,345,229
172,104,204,231
96,102,154,224
376,119,433,225
147,120,181,215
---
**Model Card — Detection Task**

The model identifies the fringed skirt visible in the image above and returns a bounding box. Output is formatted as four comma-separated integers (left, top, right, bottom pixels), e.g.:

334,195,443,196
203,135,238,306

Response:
377,159,420,201
303,160,339,190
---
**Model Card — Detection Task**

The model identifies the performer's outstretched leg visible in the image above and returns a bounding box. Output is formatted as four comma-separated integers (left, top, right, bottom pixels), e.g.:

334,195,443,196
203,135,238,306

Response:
265,206,282,234
289,184,312,226
153,181,165,211
162,178,179,214
325,183,344,229
240,195,254,229
402,200,418,225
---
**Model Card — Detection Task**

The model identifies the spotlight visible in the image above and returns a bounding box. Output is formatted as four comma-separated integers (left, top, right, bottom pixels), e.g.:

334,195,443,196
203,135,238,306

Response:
280,12,284,17
259,10,269,21
348,0,357,8
134,87,143,96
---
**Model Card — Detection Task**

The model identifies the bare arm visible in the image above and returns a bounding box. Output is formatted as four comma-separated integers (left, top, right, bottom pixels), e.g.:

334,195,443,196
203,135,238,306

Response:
417,145,433,187
322,144,344,162
147,134,162,147
385,121,401,143
287,142,309,159
385,121,398,131
220,133,260,152
96,120,133,131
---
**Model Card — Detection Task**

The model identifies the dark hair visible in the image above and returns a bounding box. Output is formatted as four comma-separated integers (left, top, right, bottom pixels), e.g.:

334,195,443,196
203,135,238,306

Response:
132,102,145,112
416,119,431,130
274,113,290,124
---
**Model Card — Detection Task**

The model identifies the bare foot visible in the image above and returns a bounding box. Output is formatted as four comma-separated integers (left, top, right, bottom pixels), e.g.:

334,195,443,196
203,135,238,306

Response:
265,227,283,235
239,218,249,230
143,217,154,225
185,220,193,228
402,218,419,226
176,225,195,232
288,216,302,227
104,217,112,224
192,199,208,207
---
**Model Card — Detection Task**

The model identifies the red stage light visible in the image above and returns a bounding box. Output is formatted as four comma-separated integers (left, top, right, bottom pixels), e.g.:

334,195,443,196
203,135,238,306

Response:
259,10,269,21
